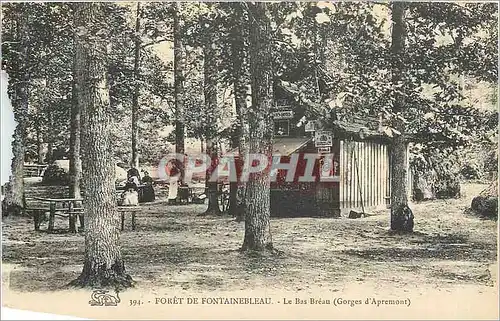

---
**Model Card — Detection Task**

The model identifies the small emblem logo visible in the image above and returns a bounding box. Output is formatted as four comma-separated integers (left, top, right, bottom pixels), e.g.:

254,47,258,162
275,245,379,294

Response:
89,289,121,306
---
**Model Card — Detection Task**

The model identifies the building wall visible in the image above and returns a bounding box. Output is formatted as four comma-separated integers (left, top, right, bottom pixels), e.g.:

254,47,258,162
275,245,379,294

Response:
338,139,391,212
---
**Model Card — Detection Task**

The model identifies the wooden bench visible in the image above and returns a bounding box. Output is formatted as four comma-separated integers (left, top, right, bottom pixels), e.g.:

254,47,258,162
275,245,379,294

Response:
178,186,193,204
64,206,141,231
28,197,84,233
27,195,142,232
25,207,50,231
25,206,84,232
117,206,141,231
67,205,85,232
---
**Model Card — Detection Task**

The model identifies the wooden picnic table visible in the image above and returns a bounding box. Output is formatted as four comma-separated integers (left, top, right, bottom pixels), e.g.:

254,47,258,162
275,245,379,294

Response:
116,184,148,190
33,197,84,232
118,206,141,231
32,197,145,232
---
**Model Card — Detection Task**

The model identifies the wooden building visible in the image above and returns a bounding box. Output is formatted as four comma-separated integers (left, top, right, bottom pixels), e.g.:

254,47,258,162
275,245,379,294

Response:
265,82,410,217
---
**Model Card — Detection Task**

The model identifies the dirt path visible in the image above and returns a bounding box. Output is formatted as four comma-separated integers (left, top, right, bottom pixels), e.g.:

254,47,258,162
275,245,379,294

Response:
2,183,498,319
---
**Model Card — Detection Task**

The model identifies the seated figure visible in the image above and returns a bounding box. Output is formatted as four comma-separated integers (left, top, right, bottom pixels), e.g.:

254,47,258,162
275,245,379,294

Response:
127,168,141,187
121,182,139,206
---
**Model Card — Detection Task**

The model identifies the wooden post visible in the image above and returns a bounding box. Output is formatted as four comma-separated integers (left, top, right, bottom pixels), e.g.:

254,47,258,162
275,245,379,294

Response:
368,142,372,207
78,213,84,230
351,143,354,209
339,141,344,209
69,201,76,233
33,210,41,231
121,211,125,231
48,202,56,231
131,212,136,231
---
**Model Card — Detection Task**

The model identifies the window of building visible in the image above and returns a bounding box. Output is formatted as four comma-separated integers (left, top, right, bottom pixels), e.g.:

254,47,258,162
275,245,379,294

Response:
276,98,290,107
274,120,290,136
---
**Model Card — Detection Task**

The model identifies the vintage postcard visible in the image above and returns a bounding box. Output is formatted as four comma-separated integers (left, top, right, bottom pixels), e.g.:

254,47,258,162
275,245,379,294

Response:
1,1,498,320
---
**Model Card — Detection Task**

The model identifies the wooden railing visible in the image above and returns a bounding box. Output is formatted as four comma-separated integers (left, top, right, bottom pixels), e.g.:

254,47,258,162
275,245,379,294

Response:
23,164,47,178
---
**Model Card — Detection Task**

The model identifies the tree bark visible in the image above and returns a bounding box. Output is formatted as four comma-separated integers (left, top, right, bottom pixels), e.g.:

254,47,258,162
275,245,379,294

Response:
390,2,413,232
69,2,133,289
131,2,141,170
2,121,26,217
202,30,221,216
36,117,44,164
45,87,54,164
173,2,185,158
2,6,29,217
241,3,274,252
69,56,82,200
229,3,251,221
204,139,221,215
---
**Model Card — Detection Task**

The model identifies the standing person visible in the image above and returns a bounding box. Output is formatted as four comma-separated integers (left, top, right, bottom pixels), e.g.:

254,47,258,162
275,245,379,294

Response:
127,167,142,201
167,160,181,204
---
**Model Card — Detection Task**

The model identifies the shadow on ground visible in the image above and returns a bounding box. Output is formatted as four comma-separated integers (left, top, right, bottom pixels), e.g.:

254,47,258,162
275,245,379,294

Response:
2,183,498,292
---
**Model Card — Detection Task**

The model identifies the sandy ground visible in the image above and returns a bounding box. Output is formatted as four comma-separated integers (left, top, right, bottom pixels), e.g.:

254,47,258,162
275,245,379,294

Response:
1,183,498,320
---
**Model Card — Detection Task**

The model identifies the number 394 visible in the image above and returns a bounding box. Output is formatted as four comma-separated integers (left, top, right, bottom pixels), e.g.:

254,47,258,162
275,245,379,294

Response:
129,300,143,306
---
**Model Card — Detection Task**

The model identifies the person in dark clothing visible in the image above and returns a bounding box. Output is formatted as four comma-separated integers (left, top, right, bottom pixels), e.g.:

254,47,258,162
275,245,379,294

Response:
141,171,155,202
126,167,143,201
142,171,153,184
127,168,141,186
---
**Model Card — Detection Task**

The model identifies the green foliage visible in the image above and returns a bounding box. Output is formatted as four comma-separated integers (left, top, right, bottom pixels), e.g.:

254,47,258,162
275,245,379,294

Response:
42,164,69,185
460,163,481,180
2,2,177,166
410,146,462,200
2,1,497,171
483,148,498,178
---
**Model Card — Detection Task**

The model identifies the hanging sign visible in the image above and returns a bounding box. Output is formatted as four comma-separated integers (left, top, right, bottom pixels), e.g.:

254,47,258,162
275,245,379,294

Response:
305,120,316,132
272,110,294,120
317,147,331,154
314,130,333,147
275,99,291,108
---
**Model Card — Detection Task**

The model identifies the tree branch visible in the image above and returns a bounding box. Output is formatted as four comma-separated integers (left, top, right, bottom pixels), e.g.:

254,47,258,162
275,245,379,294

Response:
140,37,173,50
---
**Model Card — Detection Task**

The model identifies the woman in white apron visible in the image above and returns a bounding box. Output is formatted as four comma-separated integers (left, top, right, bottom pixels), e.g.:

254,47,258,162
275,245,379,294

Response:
167,160,181,204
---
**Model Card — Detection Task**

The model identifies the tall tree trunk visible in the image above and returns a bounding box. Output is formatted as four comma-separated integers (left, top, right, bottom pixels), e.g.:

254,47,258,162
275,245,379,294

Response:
390,2,413,232
70,2,133,289
204,139,220,215
45,106,54,163
36,117,44,164
2,119,27,217
2,6,29,217
131,2,141,170
241,3,274,252
229,3,251,221
173,3,185,157
45,75,55,164
228,133,239,218
202,30,221,216
68,67,82,200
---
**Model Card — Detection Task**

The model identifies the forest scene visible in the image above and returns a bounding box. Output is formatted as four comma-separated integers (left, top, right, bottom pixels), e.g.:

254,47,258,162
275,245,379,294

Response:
1,1,498,319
